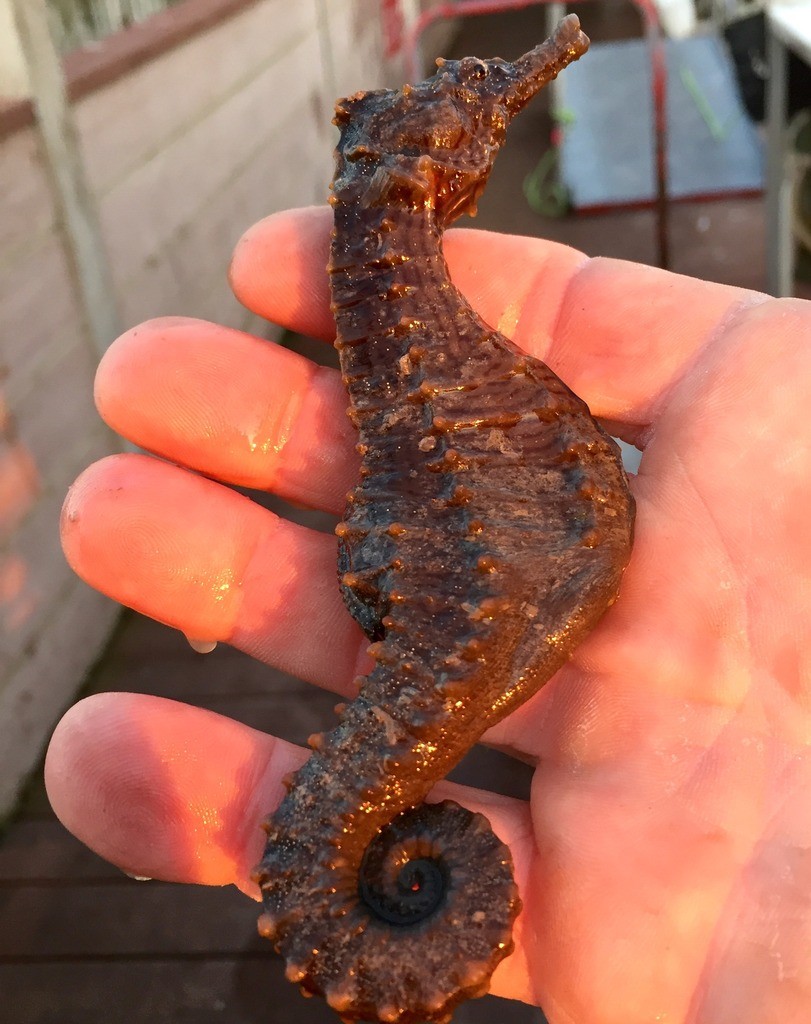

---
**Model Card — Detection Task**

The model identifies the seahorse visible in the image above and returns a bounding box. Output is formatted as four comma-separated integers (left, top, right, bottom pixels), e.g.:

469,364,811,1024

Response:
254,16,634,1023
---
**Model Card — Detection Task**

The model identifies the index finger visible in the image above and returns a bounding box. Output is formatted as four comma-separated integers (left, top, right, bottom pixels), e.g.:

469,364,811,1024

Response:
231,206,764,428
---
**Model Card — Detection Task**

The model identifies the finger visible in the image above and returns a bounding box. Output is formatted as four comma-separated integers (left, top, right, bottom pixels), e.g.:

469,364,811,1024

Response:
230,205,332,342
231,206,764,428
60,452,585,765
61,453,365,692
95,317,358,514
45,691,536,1002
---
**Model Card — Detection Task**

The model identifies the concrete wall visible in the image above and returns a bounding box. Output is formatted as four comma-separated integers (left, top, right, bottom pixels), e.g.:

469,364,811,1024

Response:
0,0,421,817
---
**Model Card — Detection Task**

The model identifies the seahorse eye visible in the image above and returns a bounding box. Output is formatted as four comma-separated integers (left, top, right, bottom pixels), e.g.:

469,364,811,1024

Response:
463,58,489,81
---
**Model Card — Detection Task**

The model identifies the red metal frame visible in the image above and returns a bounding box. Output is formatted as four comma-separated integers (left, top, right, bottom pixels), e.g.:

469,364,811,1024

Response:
403,0,670,269
381,0,407,56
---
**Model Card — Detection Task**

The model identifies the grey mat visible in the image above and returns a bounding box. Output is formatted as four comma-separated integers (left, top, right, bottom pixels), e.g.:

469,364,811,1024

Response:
558,34,764,208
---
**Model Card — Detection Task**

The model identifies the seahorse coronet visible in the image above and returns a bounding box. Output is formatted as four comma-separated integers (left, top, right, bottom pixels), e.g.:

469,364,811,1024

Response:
255,14,635,1022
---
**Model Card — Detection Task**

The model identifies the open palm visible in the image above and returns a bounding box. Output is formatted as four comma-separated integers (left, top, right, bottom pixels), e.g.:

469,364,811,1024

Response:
49,206,811,1024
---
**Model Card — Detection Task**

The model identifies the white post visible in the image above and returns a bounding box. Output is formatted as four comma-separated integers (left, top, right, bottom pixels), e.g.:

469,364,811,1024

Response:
0,0,30,97
9,0,122,357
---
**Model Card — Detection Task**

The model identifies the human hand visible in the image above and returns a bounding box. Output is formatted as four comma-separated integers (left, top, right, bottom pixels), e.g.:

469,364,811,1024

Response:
49,206,811,1023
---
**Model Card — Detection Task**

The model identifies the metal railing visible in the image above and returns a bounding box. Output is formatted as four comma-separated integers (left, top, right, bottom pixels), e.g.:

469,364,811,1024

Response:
47,0,186,52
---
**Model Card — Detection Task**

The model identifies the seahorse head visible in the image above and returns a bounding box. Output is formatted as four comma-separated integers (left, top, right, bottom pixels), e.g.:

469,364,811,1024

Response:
332,14,588,225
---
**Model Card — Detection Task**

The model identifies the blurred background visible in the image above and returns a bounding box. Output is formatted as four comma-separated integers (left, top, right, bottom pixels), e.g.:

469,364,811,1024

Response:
0,0,809,1020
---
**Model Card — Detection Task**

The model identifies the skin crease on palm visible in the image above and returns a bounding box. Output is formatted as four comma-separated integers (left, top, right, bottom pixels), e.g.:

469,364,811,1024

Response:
49,205,811,1024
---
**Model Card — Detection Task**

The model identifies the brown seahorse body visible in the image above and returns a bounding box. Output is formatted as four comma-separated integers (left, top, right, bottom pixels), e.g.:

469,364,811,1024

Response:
255,16,634,1023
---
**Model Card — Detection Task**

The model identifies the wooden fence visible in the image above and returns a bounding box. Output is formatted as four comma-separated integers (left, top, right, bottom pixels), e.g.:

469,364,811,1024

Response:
47,0,186,52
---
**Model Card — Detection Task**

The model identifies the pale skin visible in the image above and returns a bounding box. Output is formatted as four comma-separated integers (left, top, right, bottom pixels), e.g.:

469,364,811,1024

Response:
50,205,811,1024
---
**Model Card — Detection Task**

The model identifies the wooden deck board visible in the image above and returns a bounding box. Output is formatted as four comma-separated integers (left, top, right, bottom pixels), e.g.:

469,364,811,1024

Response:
0,820,120,881
87,627,321,701
0,880,254,958
0,958,338,1024
0,961,539,1024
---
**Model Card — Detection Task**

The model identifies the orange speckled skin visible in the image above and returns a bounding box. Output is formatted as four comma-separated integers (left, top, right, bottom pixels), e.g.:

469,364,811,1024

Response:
254,17,634,1023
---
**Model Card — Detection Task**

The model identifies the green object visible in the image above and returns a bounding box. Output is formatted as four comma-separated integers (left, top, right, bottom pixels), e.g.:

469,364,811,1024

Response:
522,109,575,218
679,66,728,142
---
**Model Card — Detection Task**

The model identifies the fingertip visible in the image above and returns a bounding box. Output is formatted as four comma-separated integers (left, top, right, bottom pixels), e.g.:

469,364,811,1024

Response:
230,205,330,281
60,453,259,639
229,206,333,338
45,692,286,887
45,691,181,880
94,317,205,424
61,454,127,571
45,692,116,819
